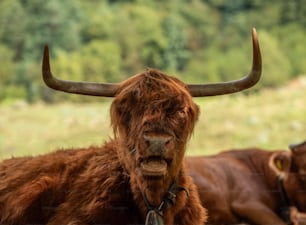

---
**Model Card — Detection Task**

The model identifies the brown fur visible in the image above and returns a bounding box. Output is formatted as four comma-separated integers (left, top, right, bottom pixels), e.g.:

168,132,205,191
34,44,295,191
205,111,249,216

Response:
186,142,306,225
290,207,306,225
0,69,206,225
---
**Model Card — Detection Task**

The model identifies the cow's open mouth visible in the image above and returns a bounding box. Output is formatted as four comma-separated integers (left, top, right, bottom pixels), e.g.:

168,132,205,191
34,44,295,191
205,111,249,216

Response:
140,157,168,177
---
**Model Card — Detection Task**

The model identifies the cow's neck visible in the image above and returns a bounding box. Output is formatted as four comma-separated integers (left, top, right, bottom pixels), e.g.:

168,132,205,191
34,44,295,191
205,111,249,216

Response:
142,177,173,205
130,169,188,223
261,152,292,210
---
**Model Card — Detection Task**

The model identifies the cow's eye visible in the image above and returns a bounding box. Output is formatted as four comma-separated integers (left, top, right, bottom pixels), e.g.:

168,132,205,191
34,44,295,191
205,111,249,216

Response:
176,108,186,117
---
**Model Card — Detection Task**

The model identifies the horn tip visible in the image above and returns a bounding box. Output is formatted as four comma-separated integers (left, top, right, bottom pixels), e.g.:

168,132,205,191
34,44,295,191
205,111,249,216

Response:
43,45,49,55
42,44,51,73
251,28,258,39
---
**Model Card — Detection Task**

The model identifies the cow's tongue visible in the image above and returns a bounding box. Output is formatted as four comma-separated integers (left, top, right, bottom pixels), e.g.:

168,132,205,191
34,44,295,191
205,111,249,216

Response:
141,159,167,176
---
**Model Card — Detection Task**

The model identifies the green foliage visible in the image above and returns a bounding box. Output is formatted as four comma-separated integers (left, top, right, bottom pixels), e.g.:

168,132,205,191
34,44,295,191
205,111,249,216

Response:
0,0,27,59
79,40,122,82
15,61,41,103
274,24,306,77
161,13,190,72
0,0,305,103
1,85,27,102
259,30,291,87
0,45,16,87
0,0,83,61
81,2,118,41
120,4,166,72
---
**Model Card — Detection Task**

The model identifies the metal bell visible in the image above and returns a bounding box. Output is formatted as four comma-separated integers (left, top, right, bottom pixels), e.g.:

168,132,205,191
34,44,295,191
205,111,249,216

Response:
145,210,164,225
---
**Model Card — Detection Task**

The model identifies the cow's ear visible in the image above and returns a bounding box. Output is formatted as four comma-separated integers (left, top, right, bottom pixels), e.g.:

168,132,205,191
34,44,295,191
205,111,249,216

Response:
289,140,306,154
269,151,292,178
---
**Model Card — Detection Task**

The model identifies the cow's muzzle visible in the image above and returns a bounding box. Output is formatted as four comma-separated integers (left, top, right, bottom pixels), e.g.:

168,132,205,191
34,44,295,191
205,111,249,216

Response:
143,135,171,156
139,134,173,177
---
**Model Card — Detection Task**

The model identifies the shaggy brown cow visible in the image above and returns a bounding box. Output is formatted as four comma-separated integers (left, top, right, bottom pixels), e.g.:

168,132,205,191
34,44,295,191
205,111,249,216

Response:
186,140,306,225
0,28,261,225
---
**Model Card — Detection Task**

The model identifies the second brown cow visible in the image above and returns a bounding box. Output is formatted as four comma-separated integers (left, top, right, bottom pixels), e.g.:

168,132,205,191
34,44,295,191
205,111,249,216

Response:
186,140,306,225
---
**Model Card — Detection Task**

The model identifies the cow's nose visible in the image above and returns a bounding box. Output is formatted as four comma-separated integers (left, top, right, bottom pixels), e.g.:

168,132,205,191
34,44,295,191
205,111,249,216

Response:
143,135,171,155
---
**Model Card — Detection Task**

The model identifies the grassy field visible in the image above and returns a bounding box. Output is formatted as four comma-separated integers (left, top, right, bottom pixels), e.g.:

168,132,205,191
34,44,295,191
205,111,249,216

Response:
0,76,305,159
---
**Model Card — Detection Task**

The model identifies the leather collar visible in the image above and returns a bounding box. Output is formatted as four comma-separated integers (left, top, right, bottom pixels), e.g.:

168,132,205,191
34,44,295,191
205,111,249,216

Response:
277,175,292,225
142,181,189,225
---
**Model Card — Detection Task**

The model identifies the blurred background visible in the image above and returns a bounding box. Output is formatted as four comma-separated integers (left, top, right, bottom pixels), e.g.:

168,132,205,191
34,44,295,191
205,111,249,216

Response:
0,0,305,159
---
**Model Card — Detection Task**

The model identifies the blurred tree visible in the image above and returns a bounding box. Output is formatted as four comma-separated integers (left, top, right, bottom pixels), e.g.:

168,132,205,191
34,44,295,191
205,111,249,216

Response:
18,61,41,103
20,0,84,61
179,0,219,51
1,0,83,61
80,40,122,82
258,30,291,87
112,4,166,74
280,0,306,26
183,35,250,84
0,0,27,60
0,0,84,103
161,13,190,72
275,24,306,77
0,45,16,84
0,0,305,103
0,45,18,100
81,2,117,42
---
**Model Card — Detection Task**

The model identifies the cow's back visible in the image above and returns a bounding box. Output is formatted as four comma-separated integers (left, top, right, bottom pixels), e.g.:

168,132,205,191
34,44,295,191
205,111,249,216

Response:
186,149,275,225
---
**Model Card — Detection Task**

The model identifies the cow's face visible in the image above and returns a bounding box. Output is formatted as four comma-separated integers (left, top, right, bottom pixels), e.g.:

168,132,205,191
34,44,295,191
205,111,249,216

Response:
111,70,199,187
270,141,306,211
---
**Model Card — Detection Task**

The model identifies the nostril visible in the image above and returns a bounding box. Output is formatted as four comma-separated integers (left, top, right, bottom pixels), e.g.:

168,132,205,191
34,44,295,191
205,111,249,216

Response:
145,139,150,147
164,137,171,146
143,135,151,144
143,135,172,146
143,135,153,148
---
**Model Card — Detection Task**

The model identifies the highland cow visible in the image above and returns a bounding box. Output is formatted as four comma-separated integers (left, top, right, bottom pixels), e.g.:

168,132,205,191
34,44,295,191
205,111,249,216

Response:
186,140,306,225
0,28,261,225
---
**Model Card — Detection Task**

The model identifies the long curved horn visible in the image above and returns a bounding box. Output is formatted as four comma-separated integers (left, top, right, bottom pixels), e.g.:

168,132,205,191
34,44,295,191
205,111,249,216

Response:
187,28,262,97
42,45,119,97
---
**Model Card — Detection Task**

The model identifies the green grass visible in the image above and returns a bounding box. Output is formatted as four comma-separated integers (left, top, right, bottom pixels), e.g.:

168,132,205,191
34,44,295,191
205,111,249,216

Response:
1,77,306,159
